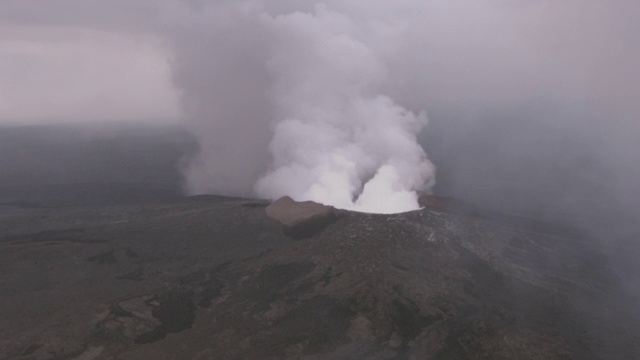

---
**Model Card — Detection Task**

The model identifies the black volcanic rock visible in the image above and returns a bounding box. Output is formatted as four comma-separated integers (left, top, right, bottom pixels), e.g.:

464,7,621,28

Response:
0,196,637,359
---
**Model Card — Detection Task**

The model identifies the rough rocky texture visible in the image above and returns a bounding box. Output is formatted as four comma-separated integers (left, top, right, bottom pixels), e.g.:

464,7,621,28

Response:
0,196,637,359
265,196,338,239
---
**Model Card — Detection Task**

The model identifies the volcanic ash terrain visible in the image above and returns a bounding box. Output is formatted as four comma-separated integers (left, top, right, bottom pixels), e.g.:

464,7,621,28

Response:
0,196,635,359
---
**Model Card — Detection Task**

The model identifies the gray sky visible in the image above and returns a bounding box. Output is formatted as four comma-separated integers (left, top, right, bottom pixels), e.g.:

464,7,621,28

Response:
1,0,638,125
0,0,179,123
1,0,639,216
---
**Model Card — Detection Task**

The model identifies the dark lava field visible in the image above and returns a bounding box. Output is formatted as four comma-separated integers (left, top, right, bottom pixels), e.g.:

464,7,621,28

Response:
0,123,638,359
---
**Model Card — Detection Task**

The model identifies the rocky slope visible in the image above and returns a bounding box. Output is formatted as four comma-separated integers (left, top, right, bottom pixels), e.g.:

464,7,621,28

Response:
0,196,636,359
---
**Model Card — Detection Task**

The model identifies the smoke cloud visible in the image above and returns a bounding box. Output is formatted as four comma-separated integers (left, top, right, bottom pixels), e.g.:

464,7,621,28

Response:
157,0,640,217
166,2,436,213
1,0,639,217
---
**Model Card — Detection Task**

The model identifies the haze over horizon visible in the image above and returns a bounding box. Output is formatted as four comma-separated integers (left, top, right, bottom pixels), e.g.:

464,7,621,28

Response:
1,0,639,216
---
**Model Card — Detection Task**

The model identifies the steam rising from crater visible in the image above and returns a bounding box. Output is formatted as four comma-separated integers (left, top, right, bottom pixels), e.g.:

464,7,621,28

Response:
172,3,434,213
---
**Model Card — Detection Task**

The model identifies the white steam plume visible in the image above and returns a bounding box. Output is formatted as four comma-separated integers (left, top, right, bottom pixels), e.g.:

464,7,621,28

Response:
169,3,435,213
255,5,434,213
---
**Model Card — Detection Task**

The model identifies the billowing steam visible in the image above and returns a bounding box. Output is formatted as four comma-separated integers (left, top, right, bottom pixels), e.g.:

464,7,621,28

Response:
169,3,434,213
157,0,639,217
